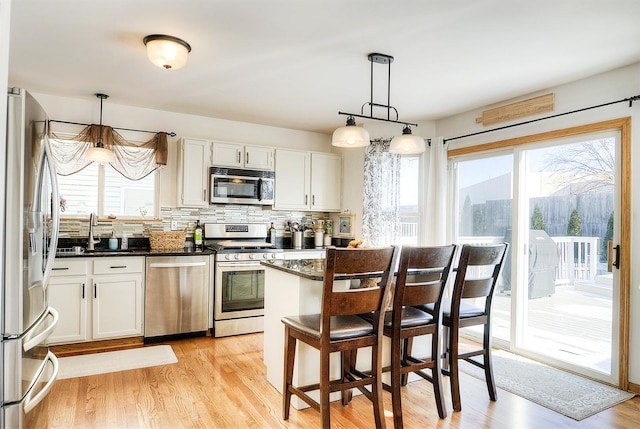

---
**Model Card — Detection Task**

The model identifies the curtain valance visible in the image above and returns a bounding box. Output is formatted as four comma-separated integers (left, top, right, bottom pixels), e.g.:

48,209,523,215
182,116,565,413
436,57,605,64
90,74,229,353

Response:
48,123,168,180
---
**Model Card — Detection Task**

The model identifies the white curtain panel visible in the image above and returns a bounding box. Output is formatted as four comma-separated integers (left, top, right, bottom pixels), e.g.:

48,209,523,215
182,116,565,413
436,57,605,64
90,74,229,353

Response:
420,136,449,245
362,139,401,246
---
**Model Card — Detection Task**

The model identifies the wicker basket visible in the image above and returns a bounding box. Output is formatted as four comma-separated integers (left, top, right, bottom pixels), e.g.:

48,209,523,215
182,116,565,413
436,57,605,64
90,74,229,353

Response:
148,230,187,250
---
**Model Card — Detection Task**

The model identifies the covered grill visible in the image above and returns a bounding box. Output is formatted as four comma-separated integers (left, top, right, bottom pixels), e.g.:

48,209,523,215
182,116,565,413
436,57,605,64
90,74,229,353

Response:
501,229,559,299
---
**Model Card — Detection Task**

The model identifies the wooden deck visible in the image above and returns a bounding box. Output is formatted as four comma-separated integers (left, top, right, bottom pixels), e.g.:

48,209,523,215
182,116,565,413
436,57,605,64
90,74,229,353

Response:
488,283,613,374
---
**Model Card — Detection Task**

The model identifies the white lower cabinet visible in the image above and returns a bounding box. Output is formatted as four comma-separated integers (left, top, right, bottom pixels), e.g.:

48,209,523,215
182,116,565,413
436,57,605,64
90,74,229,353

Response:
47,257,144,345
48,264,88,344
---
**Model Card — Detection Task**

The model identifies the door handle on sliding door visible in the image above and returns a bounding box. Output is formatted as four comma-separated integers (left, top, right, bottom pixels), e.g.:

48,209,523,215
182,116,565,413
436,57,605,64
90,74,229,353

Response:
612,244,621,269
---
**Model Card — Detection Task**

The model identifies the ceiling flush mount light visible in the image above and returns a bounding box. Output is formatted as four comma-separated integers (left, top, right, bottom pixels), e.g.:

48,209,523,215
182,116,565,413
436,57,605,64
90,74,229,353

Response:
331,115,371,148
84,93,115,163
333,53,425,153
143,34,191,70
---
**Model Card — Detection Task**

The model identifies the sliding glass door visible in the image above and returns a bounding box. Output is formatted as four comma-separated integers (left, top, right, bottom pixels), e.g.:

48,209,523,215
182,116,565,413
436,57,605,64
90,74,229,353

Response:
453,153,513,345
452,129,622,385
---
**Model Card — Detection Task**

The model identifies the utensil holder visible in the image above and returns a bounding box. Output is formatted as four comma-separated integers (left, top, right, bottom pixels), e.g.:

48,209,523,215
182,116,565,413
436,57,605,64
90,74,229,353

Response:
292,231,303,249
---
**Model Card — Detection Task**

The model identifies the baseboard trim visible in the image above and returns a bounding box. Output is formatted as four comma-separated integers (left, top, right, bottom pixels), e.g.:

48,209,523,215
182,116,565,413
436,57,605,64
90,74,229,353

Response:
628,381,640,395
50,336,144,357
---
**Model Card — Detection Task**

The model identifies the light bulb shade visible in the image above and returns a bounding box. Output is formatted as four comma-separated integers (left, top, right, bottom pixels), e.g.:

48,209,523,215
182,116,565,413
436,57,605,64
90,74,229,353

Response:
84,145,115,163
331,117,371,148
144,35,191,70
389,126,425,154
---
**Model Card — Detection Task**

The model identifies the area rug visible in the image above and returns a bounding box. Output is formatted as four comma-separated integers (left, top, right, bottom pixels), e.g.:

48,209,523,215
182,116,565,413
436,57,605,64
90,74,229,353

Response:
57,345,178,379
459,349,634,421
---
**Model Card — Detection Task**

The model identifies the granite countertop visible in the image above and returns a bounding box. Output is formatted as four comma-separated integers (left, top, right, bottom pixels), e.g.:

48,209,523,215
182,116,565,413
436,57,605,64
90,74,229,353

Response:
55,235,328,258
262,259,444,282
55,247,215,258
261,259,327,281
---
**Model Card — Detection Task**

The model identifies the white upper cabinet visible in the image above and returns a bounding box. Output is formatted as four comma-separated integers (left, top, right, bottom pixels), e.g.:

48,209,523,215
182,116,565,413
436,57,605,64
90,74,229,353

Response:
309,152,341,211
274,149,311,210
212,141,274,171
177,138,212,207
274,149,341,212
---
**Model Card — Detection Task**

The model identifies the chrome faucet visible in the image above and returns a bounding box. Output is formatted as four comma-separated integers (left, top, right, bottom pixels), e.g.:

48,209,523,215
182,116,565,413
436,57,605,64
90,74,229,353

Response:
87,212,100,251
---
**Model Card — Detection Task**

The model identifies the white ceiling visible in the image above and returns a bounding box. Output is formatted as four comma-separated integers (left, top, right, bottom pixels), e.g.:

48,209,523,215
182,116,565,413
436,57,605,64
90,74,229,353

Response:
8,0,640,135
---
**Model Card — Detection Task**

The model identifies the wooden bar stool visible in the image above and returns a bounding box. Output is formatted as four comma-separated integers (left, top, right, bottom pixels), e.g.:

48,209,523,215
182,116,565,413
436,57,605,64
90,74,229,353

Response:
361,245,457,427
281,246,399,429
421,243,509,412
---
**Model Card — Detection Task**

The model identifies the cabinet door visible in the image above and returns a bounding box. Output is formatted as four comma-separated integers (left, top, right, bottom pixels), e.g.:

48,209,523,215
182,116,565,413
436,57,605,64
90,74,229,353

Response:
310,153,342,211
92,274,143,340
47,276,88,344
212,141,243,167
245,145,274,170
274,149,311,210
178,138,210,207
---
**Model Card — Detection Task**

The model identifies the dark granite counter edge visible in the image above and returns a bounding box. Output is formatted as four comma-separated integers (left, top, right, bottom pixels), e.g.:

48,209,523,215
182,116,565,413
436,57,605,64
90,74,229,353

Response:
262,260,444,281
55,249,215,258
262,260,325,281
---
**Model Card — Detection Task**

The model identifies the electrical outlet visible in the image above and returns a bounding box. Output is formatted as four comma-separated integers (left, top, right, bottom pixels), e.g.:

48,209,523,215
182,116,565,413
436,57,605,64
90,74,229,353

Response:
171,220,178,230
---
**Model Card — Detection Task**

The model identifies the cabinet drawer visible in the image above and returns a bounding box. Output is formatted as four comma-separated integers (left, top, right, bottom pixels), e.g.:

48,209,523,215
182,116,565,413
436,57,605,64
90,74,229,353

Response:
93,257,144,275
51,259,89,276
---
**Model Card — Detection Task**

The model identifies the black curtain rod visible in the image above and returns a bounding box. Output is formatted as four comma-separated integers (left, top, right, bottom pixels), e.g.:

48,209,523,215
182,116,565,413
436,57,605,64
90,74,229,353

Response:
443,94,640,144
49,119,177,137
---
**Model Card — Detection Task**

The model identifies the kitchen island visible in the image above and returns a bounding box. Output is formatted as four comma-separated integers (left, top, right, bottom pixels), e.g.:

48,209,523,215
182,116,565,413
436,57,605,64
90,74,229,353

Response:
262,259,355,410
262,259,435,410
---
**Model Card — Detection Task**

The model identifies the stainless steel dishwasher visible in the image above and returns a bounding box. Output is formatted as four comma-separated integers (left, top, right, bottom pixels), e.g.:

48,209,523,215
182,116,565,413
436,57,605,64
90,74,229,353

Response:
144,255,210,341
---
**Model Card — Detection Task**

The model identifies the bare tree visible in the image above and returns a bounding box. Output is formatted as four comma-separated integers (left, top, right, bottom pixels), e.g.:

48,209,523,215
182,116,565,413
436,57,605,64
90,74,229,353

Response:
543,138,614,194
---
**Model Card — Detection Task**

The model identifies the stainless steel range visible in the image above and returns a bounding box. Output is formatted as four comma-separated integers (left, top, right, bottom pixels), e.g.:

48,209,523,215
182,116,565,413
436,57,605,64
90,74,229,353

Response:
205,223,283,337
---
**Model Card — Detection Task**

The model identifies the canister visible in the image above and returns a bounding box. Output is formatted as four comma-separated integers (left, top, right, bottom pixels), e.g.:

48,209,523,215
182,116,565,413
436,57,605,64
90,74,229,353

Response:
292,231,303,249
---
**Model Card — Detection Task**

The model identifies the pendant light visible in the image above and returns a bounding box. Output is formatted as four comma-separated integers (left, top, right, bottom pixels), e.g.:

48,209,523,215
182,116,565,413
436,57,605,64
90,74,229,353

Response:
389,125,425,154
333,53,425,153
331,116,371,147
84,93,115,163
143,34,192,70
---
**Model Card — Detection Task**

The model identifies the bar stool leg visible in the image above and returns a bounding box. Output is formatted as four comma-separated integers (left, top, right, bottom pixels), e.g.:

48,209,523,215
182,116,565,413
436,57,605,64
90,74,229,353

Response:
283,327,296,420
320,348,331,428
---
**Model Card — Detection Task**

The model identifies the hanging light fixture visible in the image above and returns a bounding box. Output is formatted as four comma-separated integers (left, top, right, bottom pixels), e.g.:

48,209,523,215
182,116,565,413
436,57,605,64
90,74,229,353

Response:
84,93,115,163
143,34,192,70
331,116,371,147
333,53,425,153
389,125,425,154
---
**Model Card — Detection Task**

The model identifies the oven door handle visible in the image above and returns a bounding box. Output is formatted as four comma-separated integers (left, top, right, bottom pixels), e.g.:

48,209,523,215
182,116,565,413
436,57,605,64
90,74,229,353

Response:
149,262,207,268
217,261,263,267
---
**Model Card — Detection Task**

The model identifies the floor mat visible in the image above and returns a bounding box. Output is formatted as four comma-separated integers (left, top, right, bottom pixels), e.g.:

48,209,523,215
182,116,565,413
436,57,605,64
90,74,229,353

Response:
459,349,635,420
57,345,177,379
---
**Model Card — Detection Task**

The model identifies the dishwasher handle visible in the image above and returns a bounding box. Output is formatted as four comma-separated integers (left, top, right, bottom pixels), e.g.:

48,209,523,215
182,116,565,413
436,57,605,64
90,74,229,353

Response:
149,261,207,268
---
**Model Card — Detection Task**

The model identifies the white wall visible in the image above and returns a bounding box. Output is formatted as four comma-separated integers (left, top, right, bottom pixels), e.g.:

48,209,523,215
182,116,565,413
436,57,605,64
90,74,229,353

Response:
435,62,640,386
31,92,333,207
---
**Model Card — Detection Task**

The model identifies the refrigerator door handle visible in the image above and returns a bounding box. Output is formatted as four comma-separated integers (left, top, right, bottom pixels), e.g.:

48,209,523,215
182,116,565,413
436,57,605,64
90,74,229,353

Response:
23,307,60,352
42,145,60,286
22,351,59,414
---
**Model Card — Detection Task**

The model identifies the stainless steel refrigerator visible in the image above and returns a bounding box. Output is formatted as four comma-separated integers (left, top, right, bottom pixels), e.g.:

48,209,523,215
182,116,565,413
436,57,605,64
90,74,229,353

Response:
2,88,60,428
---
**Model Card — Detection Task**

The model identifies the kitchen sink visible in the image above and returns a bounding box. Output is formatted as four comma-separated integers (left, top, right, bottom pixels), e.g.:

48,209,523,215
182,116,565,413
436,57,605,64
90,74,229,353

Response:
86,249,136,255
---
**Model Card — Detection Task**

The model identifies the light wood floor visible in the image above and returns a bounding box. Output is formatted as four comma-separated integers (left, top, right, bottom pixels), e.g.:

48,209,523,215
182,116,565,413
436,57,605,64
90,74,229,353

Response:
28,334,639,428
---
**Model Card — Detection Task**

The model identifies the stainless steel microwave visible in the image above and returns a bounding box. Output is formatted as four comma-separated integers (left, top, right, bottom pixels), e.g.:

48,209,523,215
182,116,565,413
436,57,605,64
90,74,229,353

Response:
210,167,275,205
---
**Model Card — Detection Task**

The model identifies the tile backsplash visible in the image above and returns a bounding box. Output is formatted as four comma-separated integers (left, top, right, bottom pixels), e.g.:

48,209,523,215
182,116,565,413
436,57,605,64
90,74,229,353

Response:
58,205,330,239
